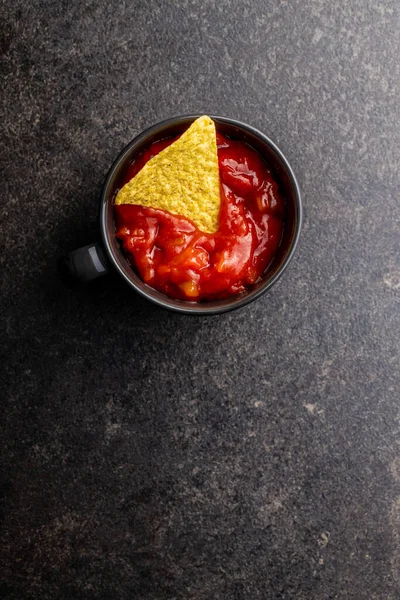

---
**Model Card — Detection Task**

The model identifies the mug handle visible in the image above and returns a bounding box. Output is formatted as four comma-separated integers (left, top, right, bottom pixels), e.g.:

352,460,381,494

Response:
58,243,110,287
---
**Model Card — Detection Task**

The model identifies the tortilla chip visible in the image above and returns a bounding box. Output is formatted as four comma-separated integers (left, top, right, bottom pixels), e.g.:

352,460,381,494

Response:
115,116,221,233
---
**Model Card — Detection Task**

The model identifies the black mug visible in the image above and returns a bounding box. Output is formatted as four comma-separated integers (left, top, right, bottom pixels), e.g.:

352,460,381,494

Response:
59,115,302,315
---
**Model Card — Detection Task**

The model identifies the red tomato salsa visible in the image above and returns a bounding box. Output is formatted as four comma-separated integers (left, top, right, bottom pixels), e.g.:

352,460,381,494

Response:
114,133,285,301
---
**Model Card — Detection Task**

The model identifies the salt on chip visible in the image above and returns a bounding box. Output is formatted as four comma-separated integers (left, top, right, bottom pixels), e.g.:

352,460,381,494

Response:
115,116,221,233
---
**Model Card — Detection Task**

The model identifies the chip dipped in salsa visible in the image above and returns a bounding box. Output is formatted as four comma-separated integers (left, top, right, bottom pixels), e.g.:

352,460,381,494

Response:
114,118,285,302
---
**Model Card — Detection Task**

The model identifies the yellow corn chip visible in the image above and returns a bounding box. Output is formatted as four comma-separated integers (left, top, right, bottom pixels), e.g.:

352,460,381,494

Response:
115,115,221,233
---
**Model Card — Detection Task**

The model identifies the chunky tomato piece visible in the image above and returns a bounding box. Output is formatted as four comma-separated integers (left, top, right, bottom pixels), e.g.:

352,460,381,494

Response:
114,133,285,301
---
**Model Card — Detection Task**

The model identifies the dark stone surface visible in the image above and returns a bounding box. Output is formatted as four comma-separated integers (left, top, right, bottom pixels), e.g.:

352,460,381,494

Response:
1,1,399,598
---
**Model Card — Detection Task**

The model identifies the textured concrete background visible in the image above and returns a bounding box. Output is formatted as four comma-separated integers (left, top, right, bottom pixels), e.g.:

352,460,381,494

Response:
1,1,399,598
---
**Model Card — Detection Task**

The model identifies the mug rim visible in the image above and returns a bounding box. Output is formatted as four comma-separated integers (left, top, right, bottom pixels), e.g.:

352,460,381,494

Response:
100,114,302,315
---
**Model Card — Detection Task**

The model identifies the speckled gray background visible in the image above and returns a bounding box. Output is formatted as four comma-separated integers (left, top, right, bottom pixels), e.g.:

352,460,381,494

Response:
1,1,400,599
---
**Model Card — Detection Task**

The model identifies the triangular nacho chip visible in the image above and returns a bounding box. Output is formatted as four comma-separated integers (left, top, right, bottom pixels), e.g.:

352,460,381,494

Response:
115,116,221,233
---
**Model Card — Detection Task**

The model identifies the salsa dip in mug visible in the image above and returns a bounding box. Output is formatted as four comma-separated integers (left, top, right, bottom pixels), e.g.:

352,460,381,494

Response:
58,115,302,315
